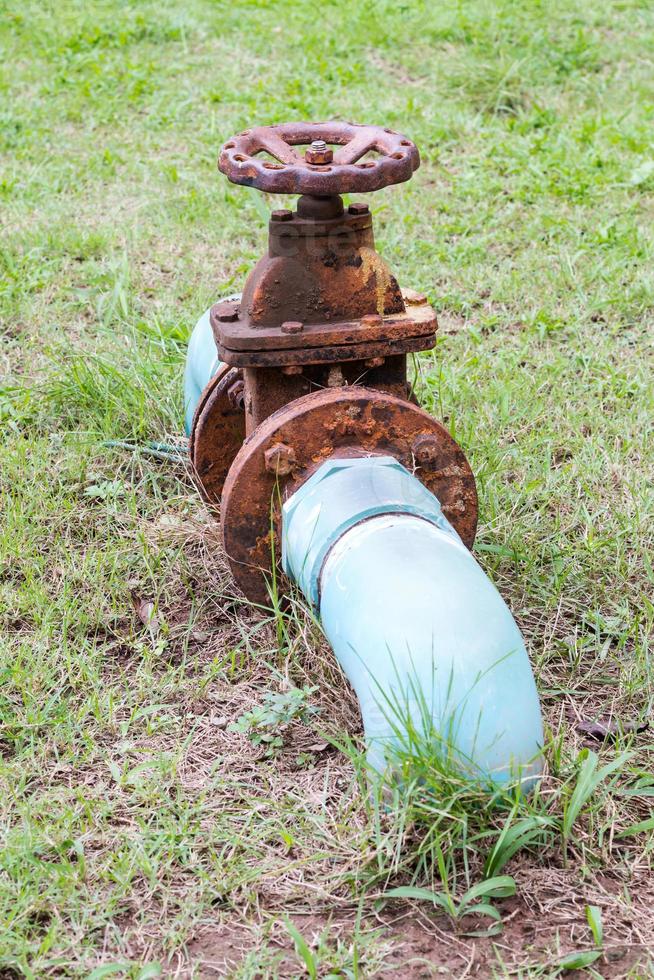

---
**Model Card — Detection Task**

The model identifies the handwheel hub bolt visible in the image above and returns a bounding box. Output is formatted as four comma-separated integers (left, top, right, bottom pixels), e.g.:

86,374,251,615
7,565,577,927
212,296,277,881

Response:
412,433,441,465
305,139,333,165
264,443,296,476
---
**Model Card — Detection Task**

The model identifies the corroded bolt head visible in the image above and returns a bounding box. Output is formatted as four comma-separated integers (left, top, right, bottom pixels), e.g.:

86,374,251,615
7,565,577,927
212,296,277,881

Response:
264,442,296,476
281,364,303,375
364,356,385,368
361,313,383,327
281,320,304,334
305,140,333,165
348,202,370,216
271,209,293,222
215,302,239,323
412,433,440,465
403,288,428,305
326,365,345,388
227,379,245,409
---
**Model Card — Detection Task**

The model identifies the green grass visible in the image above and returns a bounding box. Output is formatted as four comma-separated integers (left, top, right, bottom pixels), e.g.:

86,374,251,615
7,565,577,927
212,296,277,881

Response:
2,0,654,975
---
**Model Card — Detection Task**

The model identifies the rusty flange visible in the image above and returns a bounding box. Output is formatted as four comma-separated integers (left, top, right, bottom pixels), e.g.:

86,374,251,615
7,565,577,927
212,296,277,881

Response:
221,387,478,604
219,122,419,196
190,364,246,506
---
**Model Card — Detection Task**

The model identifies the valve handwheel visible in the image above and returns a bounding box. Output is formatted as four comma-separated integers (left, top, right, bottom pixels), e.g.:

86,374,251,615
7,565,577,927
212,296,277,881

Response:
219,121,420,195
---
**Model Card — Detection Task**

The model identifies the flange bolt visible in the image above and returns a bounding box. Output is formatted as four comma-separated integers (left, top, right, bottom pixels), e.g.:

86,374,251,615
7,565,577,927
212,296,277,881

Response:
264,442,296,476
227,379,245,410
305,140,333,165
412,433,441,466
215,302,239,323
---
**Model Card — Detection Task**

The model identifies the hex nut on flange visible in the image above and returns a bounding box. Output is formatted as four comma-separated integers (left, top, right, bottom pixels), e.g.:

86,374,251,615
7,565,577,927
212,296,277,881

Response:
264,443,296,476
215,302,239,323
227,379,245,409
412,433,441,465
281,320,304,334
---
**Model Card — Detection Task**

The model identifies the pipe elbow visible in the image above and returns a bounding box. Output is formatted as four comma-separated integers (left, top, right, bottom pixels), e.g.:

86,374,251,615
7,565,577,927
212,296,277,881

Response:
282,457,544,789
320,516,544,787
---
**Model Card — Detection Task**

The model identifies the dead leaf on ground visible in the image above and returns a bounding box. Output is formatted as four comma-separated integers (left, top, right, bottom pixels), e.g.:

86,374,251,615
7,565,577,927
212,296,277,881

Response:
131,595,160,634
575,717,649,743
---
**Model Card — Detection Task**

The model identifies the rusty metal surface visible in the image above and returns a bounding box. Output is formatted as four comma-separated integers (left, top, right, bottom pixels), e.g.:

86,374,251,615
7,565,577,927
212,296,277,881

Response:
221,387,478,604
190,366,246,508
219,122,419,195
218,331,435,369
212,257,437,367
242,355,411,433
214,298,436,355
212,206,407,337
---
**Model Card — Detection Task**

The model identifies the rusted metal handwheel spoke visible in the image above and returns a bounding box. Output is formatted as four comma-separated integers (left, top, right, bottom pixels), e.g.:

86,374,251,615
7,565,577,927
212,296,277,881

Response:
332,131,376,166
257,132,303,165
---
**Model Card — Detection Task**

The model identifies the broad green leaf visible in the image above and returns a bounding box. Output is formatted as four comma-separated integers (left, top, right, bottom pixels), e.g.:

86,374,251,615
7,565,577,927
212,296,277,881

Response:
87,966,130,980
461,903,504,937
616,815,654,838
586,905,603,947
484,815,555,876
556,950,601,970
284,918,317,980
563,750,632,838
384,886,453,914
462,875,516,903
465,902,501,921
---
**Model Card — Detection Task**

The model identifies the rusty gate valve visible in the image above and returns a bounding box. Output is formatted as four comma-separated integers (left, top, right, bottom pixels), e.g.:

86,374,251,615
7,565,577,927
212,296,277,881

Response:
190,121,478,603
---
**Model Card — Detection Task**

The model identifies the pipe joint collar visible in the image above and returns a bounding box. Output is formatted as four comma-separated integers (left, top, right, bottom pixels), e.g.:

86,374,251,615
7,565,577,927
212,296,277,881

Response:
282,455,460,608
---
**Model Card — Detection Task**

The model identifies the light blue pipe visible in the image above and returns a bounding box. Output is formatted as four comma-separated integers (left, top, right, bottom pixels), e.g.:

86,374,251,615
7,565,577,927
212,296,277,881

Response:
282,456,544,788
183,296,241,435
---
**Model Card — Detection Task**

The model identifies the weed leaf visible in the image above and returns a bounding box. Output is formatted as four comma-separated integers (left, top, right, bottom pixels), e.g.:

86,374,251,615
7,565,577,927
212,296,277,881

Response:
284,917,317,979
616,815,654,838
462,875,516,902
384,886,453,914
585,905,603,947
563,750,631,838
556,950,602,970
484,815,555,876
